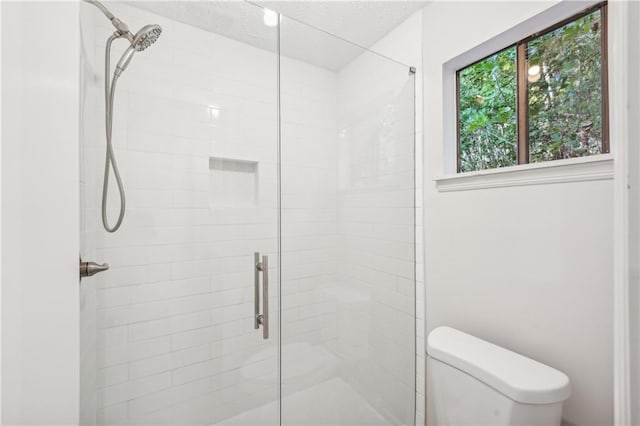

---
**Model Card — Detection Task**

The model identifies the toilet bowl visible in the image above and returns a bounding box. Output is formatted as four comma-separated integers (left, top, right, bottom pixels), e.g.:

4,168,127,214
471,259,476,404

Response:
427,327,571,426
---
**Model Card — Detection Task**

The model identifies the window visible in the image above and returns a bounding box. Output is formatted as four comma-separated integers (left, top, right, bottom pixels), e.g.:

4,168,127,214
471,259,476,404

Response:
456,2,608,173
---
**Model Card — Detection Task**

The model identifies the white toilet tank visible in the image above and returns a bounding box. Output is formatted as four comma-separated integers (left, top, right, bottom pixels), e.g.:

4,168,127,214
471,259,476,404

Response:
427,327,571,426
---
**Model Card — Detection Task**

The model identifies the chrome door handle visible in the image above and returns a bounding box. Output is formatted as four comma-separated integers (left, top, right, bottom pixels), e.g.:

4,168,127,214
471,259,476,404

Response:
254,252,261,330
80,257,109,279
254,252,269,340
261,255,269,340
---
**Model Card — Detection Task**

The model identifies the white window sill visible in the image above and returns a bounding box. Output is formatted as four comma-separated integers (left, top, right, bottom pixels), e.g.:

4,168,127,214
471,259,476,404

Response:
435,154,614,192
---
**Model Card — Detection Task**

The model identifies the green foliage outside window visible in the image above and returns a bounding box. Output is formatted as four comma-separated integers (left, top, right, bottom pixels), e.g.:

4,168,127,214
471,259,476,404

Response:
457,6,605,173
528,10,603,162
458,48,517,172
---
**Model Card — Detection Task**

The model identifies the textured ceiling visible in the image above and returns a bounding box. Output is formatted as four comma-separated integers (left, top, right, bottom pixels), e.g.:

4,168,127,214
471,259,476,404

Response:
127,1,427,70
256,1,428,49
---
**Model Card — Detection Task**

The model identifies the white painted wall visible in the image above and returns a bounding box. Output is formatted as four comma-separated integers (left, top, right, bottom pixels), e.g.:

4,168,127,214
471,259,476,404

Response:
0,0,3,417
627,1,640,423
1,1,80,424
610,0,639,423
0,0,4,419
422,2,614,426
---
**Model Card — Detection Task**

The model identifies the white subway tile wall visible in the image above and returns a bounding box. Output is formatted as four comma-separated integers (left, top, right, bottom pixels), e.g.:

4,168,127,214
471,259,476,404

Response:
80,3,421,425
334,51,416,425
82,4,280,424
279,20,340,419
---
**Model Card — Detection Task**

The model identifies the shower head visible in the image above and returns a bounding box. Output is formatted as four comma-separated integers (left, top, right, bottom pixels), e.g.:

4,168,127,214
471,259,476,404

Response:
132,24,162,52
114,25,162,77
89,0,163,233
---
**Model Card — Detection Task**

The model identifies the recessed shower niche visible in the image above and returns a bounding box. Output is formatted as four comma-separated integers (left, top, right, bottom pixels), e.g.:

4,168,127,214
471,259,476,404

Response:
209,156,259,208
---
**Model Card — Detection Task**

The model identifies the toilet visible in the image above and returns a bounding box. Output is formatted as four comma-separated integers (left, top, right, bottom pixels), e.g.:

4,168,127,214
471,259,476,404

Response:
427,327,571,426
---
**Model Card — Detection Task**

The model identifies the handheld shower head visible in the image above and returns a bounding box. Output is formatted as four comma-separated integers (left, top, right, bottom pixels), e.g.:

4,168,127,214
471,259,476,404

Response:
88,0,164,233
133,24,162,52
115,24,162,76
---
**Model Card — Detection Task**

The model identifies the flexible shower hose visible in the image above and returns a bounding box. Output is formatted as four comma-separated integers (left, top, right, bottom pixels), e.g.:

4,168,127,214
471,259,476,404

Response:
102,34,126,232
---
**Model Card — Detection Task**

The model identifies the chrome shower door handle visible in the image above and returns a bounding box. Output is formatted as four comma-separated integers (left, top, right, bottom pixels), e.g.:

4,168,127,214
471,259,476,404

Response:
254,252,261,330
254,253,269,340
261,255,269,340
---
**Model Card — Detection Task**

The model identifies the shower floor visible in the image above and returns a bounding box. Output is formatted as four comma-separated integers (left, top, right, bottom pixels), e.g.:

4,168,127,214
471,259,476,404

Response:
216,377,389,426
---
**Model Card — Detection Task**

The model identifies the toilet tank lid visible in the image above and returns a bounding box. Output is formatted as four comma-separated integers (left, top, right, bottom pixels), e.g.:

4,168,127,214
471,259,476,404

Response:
427,327,571,404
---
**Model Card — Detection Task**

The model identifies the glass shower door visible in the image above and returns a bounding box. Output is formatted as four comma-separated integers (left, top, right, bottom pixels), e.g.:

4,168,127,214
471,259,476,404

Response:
80,2,416,425
279,15,416,426
79,2,280,425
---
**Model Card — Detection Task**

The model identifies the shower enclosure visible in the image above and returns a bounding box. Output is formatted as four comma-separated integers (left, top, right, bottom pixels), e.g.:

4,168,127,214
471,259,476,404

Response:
79,2,416,425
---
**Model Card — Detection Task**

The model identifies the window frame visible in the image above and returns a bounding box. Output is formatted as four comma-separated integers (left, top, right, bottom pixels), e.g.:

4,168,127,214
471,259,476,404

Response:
455,1,609,173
